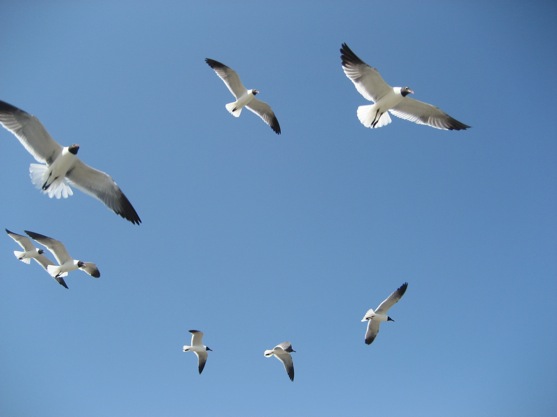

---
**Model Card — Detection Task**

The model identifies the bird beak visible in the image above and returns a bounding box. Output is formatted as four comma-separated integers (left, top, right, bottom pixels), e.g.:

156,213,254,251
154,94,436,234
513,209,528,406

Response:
207,347,213,351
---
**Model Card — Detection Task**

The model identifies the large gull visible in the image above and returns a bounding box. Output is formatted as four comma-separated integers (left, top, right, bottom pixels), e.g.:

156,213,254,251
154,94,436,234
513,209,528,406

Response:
0,100,141,224
340,43,469,130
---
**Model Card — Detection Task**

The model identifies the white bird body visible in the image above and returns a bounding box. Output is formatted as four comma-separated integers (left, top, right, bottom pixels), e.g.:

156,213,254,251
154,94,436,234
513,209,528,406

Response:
47,259,83,278
182,330,211,374
264,341,295,381
13,247,43,264
225,89,258,117
340,43,469,130
361,282,408,345
29,145,79,199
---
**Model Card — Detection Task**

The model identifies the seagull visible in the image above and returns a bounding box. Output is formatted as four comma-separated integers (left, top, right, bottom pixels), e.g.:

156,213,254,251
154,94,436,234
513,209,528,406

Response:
361,282,408,345
25,230,100,280
182,330,212,374
5,229,68,288
0,100,141,225
340,43,470,130
264,341,295,381
205,58,281,134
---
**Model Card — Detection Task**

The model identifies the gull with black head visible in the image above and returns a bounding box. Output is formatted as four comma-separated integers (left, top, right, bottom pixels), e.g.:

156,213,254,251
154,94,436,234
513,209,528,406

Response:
182,330,212,374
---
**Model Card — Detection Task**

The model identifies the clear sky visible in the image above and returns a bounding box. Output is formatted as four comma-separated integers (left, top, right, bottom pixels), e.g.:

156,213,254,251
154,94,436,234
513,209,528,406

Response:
1,1,556,416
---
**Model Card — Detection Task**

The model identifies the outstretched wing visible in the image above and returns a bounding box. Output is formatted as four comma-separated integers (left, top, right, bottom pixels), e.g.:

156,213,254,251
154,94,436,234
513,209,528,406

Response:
390,98,470,130
246,98,281,134
205,58,247,99
0,100,62,164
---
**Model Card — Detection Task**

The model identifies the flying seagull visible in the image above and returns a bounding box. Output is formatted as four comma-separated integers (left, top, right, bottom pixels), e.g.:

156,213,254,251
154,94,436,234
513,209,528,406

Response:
205,58,281,134
0,100,141,225
25,230,100,281
5,229,68,288
182,330,212,374
340,43,469,130
264,341,295,381
361,282,408,345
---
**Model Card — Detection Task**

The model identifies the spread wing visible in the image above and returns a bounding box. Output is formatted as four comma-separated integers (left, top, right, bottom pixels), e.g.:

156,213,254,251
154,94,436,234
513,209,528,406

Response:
365,319,381,345
274,349,294,381
0,100,62,164
66,160,141,225
195,351,209,374
189,330,204,346
340,43,392,103
246,98,281,134
376,282,408,314
205,58,247,99
25,230,71,265
390,98,470,130
6,229,35,251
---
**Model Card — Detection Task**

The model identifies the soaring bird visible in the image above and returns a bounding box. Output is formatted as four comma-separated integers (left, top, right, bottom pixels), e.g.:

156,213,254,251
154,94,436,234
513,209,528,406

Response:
5,229,68,288
340,43,469,130
264,341,295,381
182,330,212,374
361,282,408,345
205,58,281,134
0,100,141,224
25,230,100,280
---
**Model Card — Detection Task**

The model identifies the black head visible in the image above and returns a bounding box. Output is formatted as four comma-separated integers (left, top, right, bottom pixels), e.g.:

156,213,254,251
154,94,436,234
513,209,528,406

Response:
401,87,414,97
252,89,259,96
38,249,44,255
387,316,395,322
68,144,80,155
77,260,85,267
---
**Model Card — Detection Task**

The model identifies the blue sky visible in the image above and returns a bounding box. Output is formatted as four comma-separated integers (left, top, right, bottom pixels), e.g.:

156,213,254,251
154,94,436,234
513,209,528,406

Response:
1,1,556,416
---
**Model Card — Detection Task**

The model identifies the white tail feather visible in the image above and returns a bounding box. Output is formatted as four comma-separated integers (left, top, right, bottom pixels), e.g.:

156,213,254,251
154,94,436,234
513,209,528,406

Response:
47,265,67,277
225,102,242,117
357,105,392,128
29,163,73,199
14,251,31,263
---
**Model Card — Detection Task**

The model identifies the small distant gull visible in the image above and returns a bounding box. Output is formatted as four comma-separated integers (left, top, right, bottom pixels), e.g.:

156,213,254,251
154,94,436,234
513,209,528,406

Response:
0,100,141,225
205,58,281,134
361,282,408,345
340,43,470,130
25,230,100,281
264,341,295,381
5,229,68,288
182,330,212,374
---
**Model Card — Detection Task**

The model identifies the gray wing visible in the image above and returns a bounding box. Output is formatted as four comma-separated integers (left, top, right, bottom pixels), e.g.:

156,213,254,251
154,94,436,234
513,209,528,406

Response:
246,98,281,134
340,43,392,103
205,58,247,99
6,229,35,251
0,100,62,163
195,351,208,374
31,253,69,289
365,319,381,345
189,330,204,346
390,98,470,130
80,262,100,278
66,160,141,225
25,230,71,265
274,350,294,381
376,282,408,314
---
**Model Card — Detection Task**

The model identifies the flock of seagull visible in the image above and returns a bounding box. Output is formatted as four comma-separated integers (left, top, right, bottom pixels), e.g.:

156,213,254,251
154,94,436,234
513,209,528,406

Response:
2,43,468,381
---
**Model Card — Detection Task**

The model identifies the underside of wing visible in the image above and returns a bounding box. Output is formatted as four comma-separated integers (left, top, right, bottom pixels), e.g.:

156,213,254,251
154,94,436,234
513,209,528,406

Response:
246,98,281,134
66,160,141,225
0,100,62,163
390,98,470,130
376,282,408,314
365,319,381,345
205,58,247,99
340,43,392,103
25,230,71,265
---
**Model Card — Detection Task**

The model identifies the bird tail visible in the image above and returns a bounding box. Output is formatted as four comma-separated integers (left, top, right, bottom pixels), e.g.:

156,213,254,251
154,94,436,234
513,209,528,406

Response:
357,105,392,128
14,251,31,263
47,265,66,278
29,164,73,199
225,102,242,117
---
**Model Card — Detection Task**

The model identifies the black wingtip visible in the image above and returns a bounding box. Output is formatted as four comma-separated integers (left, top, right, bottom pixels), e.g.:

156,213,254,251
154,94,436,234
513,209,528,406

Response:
446,118,471,131
116,192,142,225
0,99,22,113
398,282,409,296
24,230,49,240
340,42,365,67
205,58,226,70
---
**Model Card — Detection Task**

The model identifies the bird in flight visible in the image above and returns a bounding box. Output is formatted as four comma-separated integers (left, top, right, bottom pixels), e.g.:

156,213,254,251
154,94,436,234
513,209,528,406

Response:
340,43,469,130
361,282,408,345
182,330,212,374
205,58,281,135
264,341,295,381
0,100,141,225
